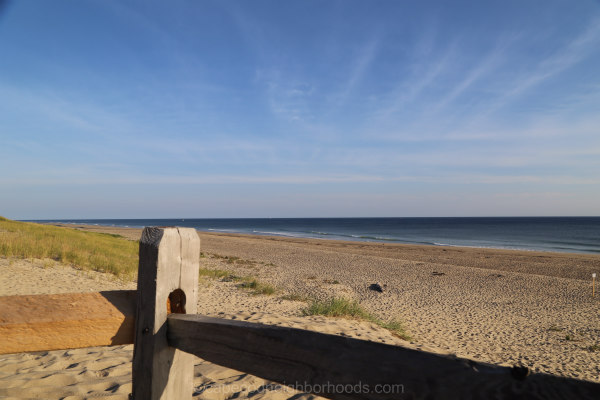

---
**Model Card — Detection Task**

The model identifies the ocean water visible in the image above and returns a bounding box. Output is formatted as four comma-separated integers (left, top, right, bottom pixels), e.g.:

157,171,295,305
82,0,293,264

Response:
29,217,600,255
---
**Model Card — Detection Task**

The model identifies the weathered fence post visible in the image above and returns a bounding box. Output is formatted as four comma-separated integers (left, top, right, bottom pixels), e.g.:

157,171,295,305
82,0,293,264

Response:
132,227,200,399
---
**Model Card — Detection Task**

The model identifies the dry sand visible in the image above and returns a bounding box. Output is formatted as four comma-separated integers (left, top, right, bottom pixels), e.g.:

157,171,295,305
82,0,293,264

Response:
1,224,599,399
0,257,405,399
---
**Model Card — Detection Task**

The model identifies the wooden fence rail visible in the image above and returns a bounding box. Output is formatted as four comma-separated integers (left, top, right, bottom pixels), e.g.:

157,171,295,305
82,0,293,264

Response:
166,313,600,399
1,226,599,399
0,290,136,353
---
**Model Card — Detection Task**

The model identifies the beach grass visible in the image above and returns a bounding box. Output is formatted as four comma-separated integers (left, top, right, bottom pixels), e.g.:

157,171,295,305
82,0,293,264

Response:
303,297,369,318
280,293,311,302
0,217,138,278
199,267,277,295
303,297,411,341
237,278,277,295
198,267,235,280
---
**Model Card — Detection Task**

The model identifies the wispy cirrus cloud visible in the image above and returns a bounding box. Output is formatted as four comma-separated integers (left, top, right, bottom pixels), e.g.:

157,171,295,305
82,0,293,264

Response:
3,170,599,187
475,16,600,117
375,41,458,123
330,35,381,110
255,69,316,122
429,35,518,114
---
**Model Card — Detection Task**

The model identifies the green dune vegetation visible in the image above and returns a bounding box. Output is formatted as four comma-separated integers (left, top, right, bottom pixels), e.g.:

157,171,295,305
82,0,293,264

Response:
198,267,278,295
302,297,411,341
0,217,138,278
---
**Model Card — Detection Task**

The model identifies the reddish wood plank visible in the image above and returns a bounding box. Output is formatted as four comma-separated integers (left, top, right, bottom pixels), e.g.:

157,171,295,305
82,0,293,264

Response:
0,290,136,354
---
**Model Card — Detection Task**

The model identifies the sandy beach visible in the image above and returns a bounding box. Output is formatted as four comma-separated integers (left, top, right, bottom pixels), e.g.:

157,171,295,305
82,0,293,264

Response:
1,224,599,399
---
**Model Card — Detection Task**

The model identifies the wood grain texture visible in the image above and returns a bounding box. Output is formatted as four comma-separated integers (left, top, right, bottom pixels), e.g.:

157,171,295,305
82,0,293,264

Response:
168,314,600,400
0,290,135,354
132,227,200,400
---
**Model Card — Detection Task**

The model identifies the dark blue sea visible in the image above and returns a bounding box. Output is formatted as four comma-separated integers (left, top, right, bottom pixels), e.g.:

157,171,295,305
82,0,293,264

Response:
28,217,600,255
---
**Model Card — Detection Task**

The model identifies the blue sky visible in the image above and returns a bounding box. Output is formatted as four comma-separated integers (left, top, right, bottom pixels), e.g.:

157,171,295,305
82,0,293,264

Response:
1,0,599,218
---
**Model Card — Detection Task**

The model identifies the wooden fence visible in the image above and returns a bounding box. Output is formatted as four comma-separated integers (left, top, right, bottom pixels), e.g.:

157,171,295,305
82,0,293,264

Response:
1,227,599,399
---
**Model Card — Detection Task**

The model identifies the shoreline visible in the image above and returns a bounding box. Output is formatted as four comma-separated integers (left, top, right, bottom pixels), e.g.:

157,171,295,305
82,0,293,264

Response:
52,222,600,281
36,218,600,255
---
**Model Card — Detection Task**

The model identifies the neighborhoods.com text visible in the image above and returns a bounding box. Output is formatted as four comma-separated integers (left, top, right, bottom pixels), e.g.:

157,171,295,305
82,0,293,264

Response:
195,381,405,396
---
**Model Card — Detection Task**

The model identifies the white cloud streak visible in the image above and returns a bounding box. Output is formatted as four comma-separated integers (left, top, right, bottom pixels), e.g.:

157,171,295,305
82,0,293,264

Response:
479,16,600,115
